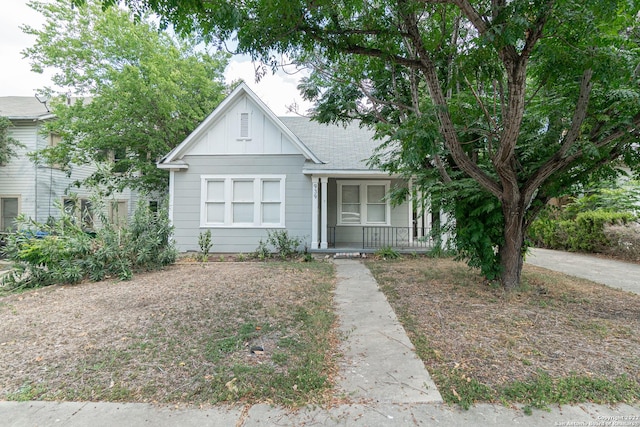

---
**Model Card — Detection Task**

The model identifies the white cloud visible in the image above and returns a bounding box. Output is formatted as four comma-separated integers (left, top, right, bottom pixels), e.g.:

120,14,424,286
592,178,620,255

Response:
0,0,312,116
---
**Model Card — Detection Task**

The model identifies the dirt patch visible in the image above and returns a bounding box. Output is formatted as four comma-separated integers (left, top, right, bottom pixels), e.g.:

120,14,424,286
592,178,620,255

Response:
366,258,640,395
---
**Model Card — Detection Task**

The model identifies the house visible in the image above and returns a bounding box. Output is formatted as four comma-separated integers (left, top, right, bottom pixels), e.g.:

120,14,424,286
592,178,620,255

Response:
157,83,437,253
0,96,136,233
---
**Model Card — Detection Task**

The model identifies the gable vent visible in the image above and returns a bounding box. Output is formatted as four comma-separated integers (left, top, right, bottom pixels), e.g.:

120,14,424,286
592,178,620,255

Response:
240,112,250,139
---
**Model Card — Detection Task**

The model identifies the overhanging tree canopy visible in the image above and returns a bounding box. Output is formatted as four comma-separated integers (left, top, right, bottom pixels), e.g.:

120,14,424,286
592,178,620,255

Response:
25,0,230,195
78,0,639,288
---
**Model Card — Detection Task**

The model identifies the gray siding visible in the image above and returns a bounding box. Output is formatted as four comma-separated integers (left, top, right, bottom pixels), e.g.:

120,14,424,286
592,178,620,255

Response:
1,119,138,227
172,154,311,253
0,121,39,221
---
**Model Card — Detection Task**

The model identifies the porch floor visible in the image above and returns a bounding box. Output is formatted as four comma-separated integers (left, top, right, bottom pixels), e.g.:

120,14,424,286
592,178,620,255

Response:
310,243,435,255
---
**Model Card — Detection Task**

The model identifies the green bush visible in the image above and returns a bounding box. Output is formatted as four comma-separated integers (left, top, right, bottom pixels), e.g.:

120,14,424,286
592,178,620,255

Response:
253,230,304,260
198,229,213,262
529,210,635,253
1,198,176,290
374,246,401,259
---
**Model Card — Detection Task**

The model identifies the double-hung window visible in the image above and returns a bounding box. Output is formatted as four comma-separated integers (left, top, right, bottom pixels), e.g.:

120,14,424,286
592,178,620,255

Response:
337,180,390,226
201,175,285,227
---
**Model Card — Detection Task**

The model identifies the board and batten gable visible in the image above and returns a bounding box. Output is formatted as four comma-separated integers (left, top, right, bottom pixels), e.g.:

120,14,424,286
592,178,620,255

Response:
162,83,319,253
186,94,303,157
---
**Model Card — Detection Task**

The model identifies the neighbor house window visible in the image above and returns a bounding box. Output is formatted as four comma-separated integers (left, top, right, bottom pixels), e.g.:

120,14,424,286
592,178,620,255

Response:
337,180,390,226
49,133,61,147
48,133,63,169
109,200,128,228
0,196,19,231
201,175,285,227
63,197,94,230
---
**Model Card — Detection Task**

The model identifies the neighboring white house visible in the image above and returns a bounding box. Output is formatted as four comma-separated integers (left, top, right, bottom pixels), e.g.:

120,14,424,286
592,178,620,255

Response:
0,96,137,232
158,83,436,253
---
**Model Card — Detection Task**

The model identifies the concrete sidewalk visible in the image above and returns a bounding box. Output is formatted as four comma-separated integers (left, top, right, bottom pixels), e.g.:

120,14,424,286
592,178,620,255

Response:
526,248,640,295
3,400,639,426
1,258,638,426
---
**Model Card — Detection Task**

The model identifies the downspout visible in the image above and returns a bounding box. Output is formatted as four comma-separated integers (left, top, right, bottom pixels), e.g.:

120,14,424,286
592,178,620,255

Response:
34,119,39,222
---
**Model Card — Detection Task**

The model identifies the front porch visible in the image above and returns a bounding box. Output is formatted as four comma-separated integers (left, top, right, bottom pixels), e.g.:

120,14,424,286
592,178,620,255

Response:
308,176,450,253
325,226,434,252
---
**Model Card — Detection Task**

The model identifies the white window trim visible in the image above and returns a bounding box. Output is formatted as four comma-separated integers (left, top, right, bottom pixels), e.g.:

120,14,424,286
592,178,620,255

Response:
337,180,391,226
200,175,286,228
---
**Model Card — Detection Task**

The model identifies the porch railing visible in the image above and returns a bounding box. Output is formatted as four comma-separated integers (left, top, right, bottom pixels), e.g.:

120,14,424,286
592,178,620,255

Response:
327,226,432,249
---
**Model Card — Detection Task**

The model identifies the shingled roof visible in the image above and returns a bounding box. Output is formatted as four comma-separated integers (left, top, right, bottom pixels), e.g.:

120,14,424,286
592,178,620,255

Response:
0,96,53,120
279,116,384,173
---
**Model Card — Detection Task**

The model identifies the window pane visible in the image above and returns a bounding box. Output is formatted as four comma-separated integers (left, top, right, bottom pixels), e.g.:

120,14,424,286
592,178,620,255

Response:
207,180,224,201
233,203,253,223
63,199,76,216
342,185,359,203
262,203,280,224
233,180,253,201
81,199,94,229
262,180,280,202
367,185,385,203
1,198,18,231
110,201,127,227
367,205,386,222
206,203,225,223
341,204,361,223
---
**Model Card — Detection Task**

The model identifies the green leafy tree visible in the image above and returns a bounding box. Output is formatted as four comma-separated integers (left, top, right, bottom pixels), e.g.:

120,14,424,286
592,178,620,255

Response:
79,0,640,289
0,117,25,166
23,0,230,194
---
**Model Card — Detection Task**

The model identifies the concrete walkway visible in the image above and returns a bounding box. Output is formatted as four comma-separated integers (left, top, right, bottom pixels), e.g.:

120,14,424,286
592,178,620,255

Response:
333,258,442,404
2,258,639,426
526,248,640,295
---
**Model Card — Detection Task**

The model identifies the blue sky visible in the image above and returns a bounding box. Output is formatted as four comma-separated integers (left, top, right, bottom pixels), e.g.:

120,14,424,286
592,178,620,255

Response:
0,0,311,116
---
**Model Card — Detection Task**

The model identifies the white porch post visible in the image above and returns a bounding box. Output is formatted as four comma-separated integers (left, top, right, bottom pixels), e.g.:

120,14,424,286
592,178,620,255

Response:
440,209,449,249
416,188,424,239
425,195,432,245
320,177,328,249
408,179,414,244
311,176,319,249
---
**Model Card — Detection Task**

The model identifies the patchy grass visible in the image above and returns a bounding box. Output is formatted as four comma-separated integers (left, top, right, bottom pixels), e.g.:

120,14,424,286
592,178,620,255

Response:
365,256,640,410
0,261,338,407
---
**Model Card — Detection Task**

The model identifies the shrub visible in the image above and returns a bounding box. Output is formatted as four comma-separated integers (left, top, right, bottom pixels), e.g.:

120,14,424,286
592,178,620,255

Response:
374,246,401,259
1,198,176,290
267,230,303,259
529,210,635,253
253,230,304,260
198,229,213,262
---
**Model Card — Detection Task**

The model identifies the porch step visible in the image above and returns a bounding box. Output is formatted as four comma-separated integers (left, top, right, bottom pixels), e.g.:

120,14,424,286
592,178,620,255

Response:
333,252,366,259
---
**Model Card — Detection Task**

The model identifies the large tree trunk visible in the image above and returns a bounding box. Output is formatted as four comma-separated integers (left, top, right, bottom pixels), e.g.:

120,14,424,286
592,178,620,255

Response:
499,200,526,289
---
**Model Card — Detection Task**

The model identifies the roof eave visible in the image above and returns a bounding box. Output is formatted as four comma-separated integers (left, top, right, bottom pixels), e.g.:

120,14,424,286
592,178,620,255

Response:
303,168,401,178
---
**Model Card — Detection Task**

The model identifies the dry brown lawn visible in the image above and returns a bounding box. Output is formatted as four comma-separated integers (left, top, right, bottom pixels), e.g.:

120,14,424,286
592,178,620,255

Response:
1,255,638,408
366,257,640,405
0,261,337,405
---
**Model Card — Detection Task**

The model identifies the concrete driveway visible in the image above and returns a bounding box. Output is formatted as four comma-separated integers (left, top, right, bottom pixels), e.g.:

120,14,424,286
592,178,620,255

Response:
526,248,640,295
